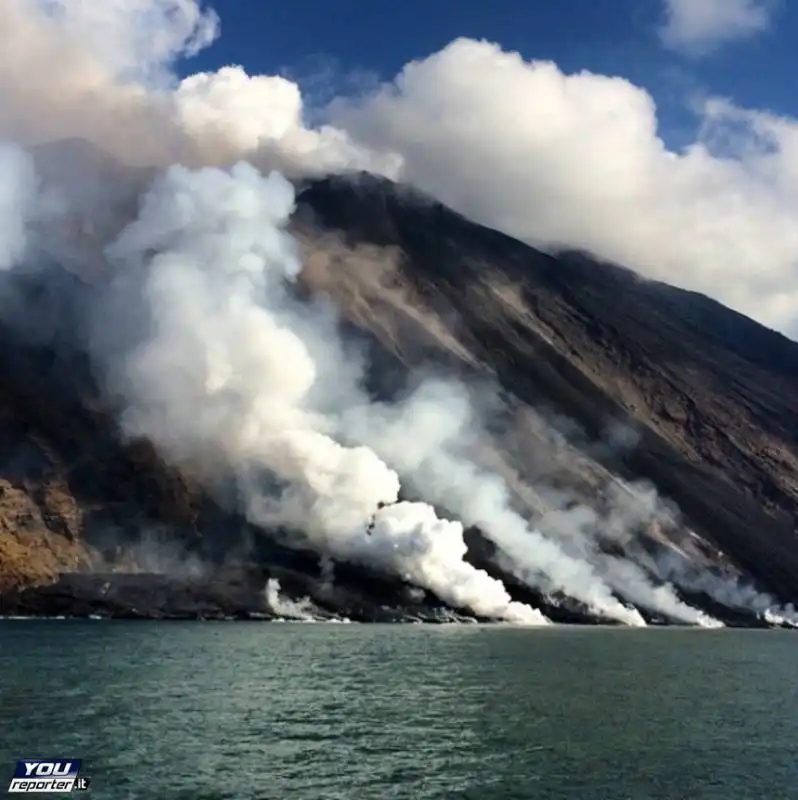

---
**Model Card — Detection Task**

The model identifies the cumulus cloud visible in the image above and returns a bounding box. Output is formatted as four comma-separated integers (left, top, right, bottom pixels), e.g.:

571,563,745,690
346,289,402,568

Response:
333,38,798,335
5,1,798,336
660,0,777,55
0,0,395,175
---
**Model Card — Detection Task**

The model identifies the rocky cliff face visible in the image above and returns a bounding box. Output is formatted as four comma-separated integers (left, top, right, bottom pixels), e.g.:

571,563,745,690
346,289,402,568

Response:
0,152,796,624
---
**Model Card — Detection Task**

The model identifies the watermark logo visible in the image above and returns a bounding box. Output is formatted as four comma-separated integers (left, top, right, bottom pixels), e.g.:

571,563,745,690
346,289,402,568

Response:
7,760,90,794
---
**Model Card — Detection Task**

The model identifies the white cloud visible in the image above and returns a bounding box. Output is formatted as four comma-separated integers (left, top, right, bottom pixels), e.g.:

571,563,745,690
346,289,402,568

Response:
3,2,798,335
0,0,394,174
36,0,220,84
660,0,776,55
333,39,798,334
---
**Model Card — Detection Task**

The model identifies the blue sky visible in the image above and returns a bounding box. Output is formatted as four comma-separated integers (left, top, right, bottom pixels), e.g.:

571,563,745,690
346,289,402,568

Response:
184,0,795,150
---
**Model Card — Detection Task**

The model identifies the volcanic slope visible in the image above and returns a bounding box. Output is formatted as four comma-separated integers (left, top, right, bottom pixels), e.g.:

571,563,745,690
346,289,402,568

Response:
0,147,796,622
291,172,798,609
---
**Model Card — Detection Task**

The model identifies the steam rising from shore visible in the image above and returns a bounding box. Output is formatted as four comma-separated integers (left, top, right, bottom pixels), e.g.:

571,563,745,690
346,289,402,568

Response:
265,579,319,621
656,550,798,628
339,381,728,627
337,385,644,625
98,161,545,624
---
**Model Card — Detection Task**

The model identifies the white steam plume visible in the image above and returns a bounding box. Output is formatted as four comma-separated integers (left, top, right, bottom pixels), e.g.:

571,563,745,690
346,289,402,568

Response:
37,0,219,84
264,578,318,622
339,381,724,627
593,554,722,628
535,500,722,627
338,380,647,627
0,1,786,628
655,549,798,627
534,479,722,627
0,144,43,271
98,160,546,625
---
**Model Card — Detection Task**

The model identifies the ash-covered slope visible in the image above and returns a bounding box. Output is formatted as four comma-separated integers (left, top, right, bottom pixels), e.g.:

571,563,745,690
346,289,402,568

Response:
292,172,798,606
0,146,796,626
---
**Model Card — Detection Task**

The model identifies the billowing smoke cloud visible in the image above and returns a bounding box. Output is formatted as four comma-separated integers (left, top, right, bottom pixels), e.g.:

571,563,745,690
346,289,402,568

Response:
338,379,726,627
0,0,396,175
0,141,71,343
533,509,722,628
97,160,546,625
593,555,720,628
567,479,723,627
39,0,219,84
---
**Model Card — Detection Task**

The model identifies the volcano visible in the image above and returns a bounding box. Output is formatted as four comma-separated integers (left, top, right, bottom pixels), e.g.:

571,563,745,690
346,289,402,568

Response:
0,143,796,626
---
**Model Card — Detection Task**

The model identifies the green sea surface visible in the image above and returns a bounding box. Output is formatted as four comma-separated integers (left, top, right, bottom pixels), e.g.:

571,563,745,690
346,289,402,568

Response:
1,622,796,799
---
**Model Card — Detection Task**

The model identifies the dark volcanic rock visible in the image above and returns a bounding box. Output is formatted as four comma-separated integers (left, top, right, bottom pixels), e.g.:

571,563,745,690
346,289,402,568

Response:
0,569,479,623
0,572,274,621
